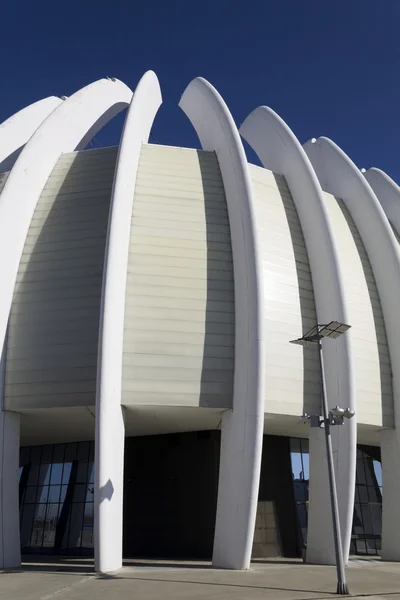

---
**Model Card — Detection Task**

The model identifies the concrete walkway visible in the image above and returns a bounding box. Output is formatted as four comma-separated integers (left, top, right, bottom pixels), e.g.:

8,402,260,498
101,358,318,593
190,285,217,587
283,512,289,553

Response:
1,556,400,599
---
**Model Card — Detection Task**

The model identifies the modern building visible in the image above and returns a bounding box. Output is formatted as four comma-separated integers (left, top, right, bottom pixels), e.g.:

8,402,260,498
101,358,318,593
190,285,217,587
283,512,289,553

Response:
0,71,398,572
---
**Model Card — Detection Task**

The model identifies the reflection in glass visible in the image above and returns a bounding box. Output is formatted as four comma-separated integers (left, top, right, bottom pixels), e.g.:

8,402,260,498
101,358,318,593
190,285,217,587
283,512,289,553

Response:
25,486,37,503
30,504,47,547
290,439,309,549
290,441,383,556
82,503,94,548
42,504,60,547
62,463,72,485
19,441,95,555
50,463,63,485
48,486,61,503
36,486,49,504
373,460,382,489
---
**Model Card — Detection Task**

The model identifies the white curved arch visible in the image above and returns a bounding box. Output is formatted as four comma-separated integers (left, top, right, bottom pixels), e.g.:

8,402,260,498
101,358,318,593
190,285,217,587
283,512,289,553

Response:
0,78,132,569
0,96,63,172
179,78,264,570
0,78,132,355
95,71,162,573
304,137,400,561
364,168,400,235
240,107,356,565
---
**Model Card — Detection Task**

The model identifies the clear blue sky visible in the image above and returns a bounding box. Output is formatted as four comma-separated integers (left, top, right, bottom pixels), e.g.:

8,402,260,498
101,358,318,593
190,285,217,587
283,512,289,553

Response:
1,1,399,179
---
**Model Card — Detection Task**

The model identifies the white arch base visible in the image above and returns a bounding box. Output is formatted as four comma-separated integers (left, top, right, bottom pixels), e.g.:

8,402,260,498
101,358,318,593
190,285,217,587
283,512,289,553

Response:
306,425,353,565
380,430,400,561
0,410,20,569
240,107,355,566
95,405,125,572
307,427,334,564
95,71,162,573
179,78,264,570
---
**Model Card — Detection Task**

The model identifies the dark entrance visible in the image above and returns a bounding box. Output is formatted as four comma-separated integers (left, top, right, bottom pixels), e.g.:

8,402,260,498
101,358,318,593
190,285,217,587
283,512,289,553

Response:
123,431,220,559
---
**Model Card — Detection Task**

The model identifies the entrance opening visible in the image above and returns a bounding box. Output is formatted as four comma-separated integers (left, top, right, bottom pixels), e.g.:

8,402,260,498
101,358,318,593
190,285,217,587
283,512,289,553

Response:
123,431,220,559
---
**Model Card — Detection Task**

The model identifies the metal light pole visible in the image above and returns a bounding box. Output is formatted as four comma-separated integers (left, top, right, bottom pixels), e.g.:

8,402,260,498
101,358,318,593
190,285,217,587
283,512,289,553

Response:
291,321,354,596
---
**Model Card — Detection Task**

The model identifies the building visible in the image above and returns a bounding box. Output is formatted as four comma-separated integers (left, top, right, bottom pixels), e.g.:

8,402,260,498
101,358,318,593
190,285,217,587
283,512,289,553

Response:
0,71,397,572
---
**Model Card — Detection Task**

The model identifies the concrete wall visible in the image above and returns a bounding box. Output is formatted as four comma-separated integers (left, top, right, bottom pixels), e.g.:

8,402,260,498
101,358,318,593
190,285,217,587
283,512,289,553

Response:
5,147,117,409
122,143,235,409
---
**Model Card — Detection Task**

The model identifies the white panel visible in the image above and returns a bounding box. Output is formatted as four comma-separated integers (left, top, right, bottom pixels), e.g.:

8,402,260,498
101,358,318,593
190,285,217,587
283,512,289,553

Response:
122,143,234,409
0,77,132,432
5,148,118,409
321,193,393,427
94,71,162,573
248,165,321,417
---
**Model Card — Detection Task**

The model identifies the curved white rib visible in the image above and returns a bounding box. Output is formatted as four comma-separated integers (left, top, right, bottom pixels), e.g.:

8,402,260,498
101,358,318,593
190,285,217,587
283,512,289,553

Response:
0,96,63,172
304,137,400,561
0,78,132,356
0,78,131,569
95,71,162,573
240,107,355,565
364,168,400,236
179,78,264,570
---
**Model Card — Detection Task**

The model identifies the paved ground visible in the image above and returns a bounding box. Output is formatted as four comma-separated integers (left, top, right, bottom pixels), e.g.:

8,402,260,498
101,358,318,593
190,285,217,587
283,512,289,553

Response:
1,556,400,600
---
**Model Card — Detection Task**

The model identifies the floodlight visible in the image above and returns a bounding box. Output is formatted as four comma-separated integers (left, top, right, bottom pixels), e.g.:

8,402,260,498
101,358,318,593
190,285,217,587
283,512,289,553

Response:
343,408,355,419
330,406,345,418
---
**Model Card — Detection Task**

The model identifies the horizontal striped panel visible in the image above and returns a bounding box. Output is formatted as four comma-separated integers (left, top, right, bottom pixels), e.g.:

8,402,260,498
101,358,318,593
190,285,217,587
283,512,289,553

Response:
122,144,234,408
4,147,117,409
322,192,393,427
248,164,321,418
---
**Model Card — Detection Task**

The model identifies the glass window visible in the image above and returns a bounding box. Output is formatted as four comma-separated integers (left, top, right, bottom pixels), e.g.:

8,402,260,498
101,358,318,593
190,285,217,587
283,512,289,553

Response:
19,441,95,555
373,460,383,489
25,486,37,503
290,438,309,549
290,440,382,556
352,449,382,556
36,486,49,504
50,463,63,485
81,503,94,549
42,504,60,547
48,486,62,503
30,504,47,548
62,463,72,485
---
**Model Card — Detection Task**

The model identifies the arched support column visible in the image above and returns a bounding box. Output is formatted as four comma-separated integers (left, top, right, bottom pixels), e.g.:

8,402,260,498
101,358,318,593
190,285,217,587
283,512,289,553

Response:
95,71,162,573
0,77,132,405
364,168,400,236
0,78,131,569
240,107,355,565
0,337,20,569
180,78,265,570
0,96,62,172
305,137,400,562
363,167,400,560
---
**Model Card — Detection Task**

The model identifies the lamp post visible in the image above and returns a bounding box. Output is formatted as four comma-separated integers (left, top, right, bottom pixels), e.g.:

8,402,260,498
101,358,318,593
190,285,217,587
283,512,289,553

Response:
291,321,354,596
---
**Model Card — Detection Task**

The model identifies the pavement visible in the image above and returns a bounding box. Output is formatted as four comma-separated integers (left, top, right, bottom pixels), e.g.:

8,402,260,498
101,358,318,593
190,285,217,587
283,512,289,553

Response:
1,556,400,600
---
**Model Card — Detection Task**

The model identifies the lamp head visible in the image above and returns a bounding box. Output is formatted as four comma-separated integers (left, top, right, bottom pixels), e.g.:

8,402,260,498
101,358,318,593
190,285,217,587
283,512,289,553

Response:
330,406,345,418
343,408,355,419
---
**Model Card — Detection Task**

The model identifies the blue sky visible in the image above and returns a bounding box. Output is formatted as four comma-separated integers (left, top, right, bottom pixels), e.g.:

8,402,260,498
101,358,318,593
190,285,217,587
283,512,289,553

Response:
1,1,400,179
